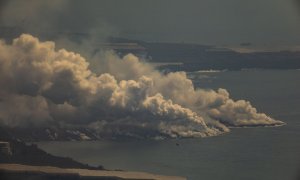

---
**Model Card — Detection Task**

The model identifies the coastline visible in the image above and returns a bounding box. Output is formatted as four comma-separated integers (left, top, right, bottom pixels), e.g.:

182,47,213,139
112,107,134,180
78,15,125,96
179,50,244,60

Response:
0,163,186,180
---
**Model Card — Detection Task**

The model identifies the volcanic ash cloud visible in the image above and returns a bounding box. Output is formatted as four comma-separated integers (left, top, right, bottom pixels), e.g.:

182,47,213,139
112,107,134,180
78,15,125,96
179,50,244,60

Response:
0,34,284,138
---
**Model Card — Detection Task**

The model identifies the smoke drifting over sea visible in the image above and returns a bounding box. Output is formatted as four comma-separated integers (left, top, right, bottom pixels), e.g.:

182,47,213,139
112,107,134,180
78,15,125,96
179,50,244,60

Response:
0,34,284,138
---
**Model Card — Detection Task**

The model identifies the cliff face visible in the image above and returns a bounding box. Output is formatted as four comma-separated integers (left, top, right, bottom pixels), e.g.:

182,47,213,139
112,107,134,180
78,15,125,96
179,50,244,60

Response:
0,127,101,142
0,139,104,170
0,142,12,156
0,129,104,170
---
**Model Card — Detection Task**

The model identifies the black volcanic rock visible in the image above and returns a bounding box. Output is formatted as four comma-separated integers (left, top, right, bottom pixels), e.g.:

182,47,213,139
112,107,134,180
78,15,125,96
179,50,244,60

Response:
0,139,104,170
0,128,104,170
0,127,100,142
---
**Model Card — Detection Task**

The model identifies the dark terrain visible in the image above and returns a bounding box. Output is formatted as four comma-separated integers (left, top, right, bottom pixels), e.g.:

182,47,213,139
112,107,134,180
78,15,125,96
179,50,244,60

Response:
0,127,104,170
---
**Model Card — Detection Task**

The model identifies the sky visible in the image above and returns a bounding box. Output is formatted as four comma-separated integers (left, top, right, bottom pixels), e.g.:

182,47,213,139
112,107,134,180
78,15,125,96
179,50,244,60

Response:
0,0,300,47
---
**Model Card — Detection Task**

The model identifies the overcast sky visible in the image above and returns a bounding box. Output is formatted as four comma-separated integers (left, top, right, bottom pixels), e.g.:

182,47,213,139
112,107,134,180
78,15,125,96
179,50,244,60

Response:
1,0,300,46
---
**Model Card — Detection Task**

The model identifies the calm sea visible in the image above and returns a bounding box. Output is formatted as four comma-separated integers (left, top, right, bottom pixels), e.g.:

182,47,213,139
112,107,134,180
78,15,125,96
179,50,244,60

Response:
37,70,300,180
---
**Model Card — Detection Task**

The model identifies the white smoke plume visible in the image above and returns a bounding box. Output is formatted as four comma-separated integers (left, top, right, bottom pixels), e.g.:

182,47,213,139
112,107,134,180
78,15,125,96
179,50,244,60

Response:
0,34,284,138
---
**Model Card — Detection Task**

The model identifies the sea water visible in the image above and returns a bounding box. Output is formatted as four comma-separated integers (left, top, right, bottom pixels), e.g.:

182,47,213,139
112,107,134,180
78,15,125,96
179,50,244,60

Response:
37,70,300,180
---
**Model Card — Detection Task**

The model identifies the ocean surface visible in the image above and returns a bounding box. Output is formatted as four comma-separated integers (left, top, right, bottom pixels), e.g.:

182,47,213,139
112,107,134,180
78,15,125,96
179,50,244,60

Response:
37,69,300,180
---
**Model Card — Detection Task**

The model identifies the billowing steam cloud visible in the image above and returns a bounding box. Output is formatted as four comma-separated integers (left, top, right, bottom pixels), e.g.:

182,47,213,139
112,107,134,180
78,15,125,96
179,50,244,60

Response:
0,34,284,138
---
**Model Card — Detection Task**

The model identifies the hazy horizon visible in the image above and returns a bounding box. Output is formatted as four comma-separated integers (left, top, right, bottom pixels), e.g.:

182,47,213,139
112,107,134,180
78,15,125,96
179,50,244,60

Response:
0,0,300,50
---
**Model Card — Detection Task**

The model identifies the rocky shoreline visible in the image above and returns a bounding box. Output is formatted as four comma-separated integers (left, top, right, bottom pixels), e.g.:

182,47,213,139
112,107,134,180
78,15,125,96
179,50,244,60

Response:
0,164,186,180
0,128,186,180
